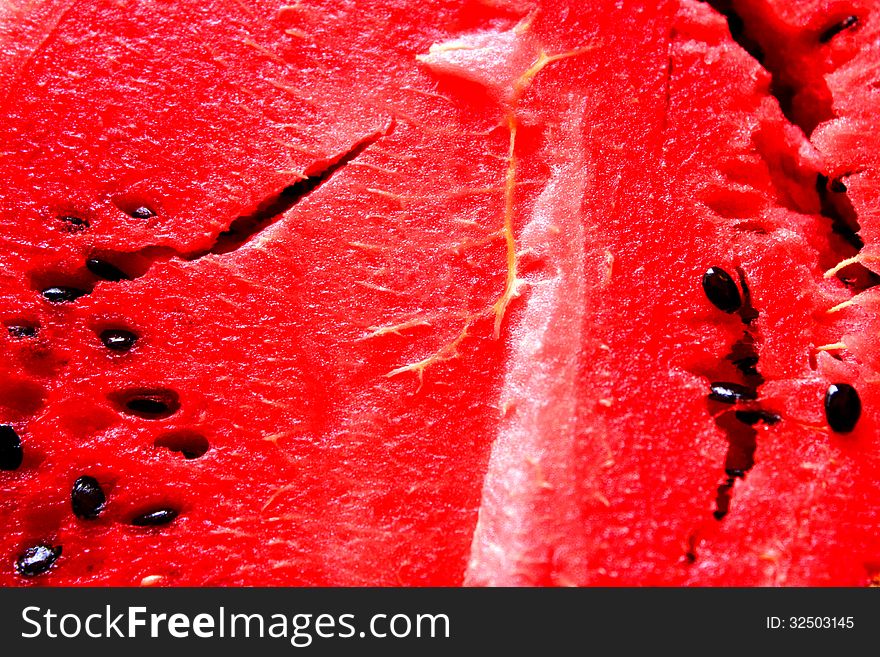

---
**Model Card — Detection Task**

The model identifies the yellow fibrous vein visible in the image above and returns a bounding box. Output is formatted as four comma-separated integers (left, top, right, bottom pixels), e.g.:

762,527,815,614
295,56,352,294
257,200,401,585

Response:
493,113,523,338
387,44,591,382
385,318,476,389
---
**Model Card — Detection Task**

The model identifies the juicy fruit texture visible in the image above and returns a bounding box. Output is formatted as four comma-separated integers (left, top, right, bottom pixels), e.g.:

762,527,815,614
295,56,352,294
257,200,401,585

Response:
0,0,517,586
0,0,877,586
469,0,880,586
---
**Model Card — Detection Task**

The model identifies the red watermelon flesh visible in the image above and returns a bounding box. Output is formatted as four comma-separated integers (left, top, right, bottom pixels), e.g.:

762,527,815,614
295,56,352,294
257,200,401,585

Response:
0,0,878,586
0,0,524,586
468,0,880,586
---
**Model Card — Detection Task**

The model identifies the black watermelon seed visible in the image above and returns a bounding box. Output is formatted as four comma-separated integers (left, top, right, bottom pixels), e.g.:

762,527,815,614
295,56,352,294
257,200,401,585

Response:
60,215,89,232
130,206,155,219
111,389,180,418
7,324,37,338
702,267,742,313
709,382,757,404
86,258,130,282
15,544,62,577
71,476,106,520
131,508,178,527
100,329,138,352
819,15,859,43
0,425,23,471
41,286,88,303
126,398,170,416
830,178,848,193
824,383,861,433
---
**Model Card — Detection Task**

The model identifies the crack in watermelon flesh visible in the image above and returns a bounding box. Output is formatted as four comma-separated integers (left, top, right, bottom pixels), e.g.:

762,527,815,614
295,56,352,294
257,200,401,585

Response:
0,0,878,586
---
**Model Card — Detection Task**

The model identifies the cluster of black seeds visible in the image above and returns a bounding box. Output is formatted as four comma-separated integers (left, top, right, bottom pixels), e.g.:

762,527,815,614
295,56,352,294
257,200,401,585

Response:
703,266,861,435
701,266,774,524
692,3,867,568
37,207,153,304
22,250,143,352
39,257,133,305
696,265,863,538
5,208,195,579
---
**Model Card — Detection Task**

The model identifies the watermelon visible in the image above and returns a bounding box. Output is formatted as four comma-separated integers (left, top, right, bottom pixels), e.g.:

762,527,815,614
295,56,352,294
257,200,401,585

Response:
0,0,877,586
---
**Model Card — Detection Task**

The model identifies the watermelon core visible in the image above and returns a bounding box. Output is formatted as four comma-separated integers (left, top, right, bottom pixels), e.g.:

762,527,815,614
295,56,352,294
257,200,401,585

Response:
0,0,878,586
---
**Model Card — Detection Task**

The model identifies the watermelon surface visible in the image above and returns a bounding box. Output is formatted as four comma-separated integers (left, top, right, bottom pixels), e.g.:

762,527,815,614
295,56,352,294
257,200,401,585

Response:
0,0,877,586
